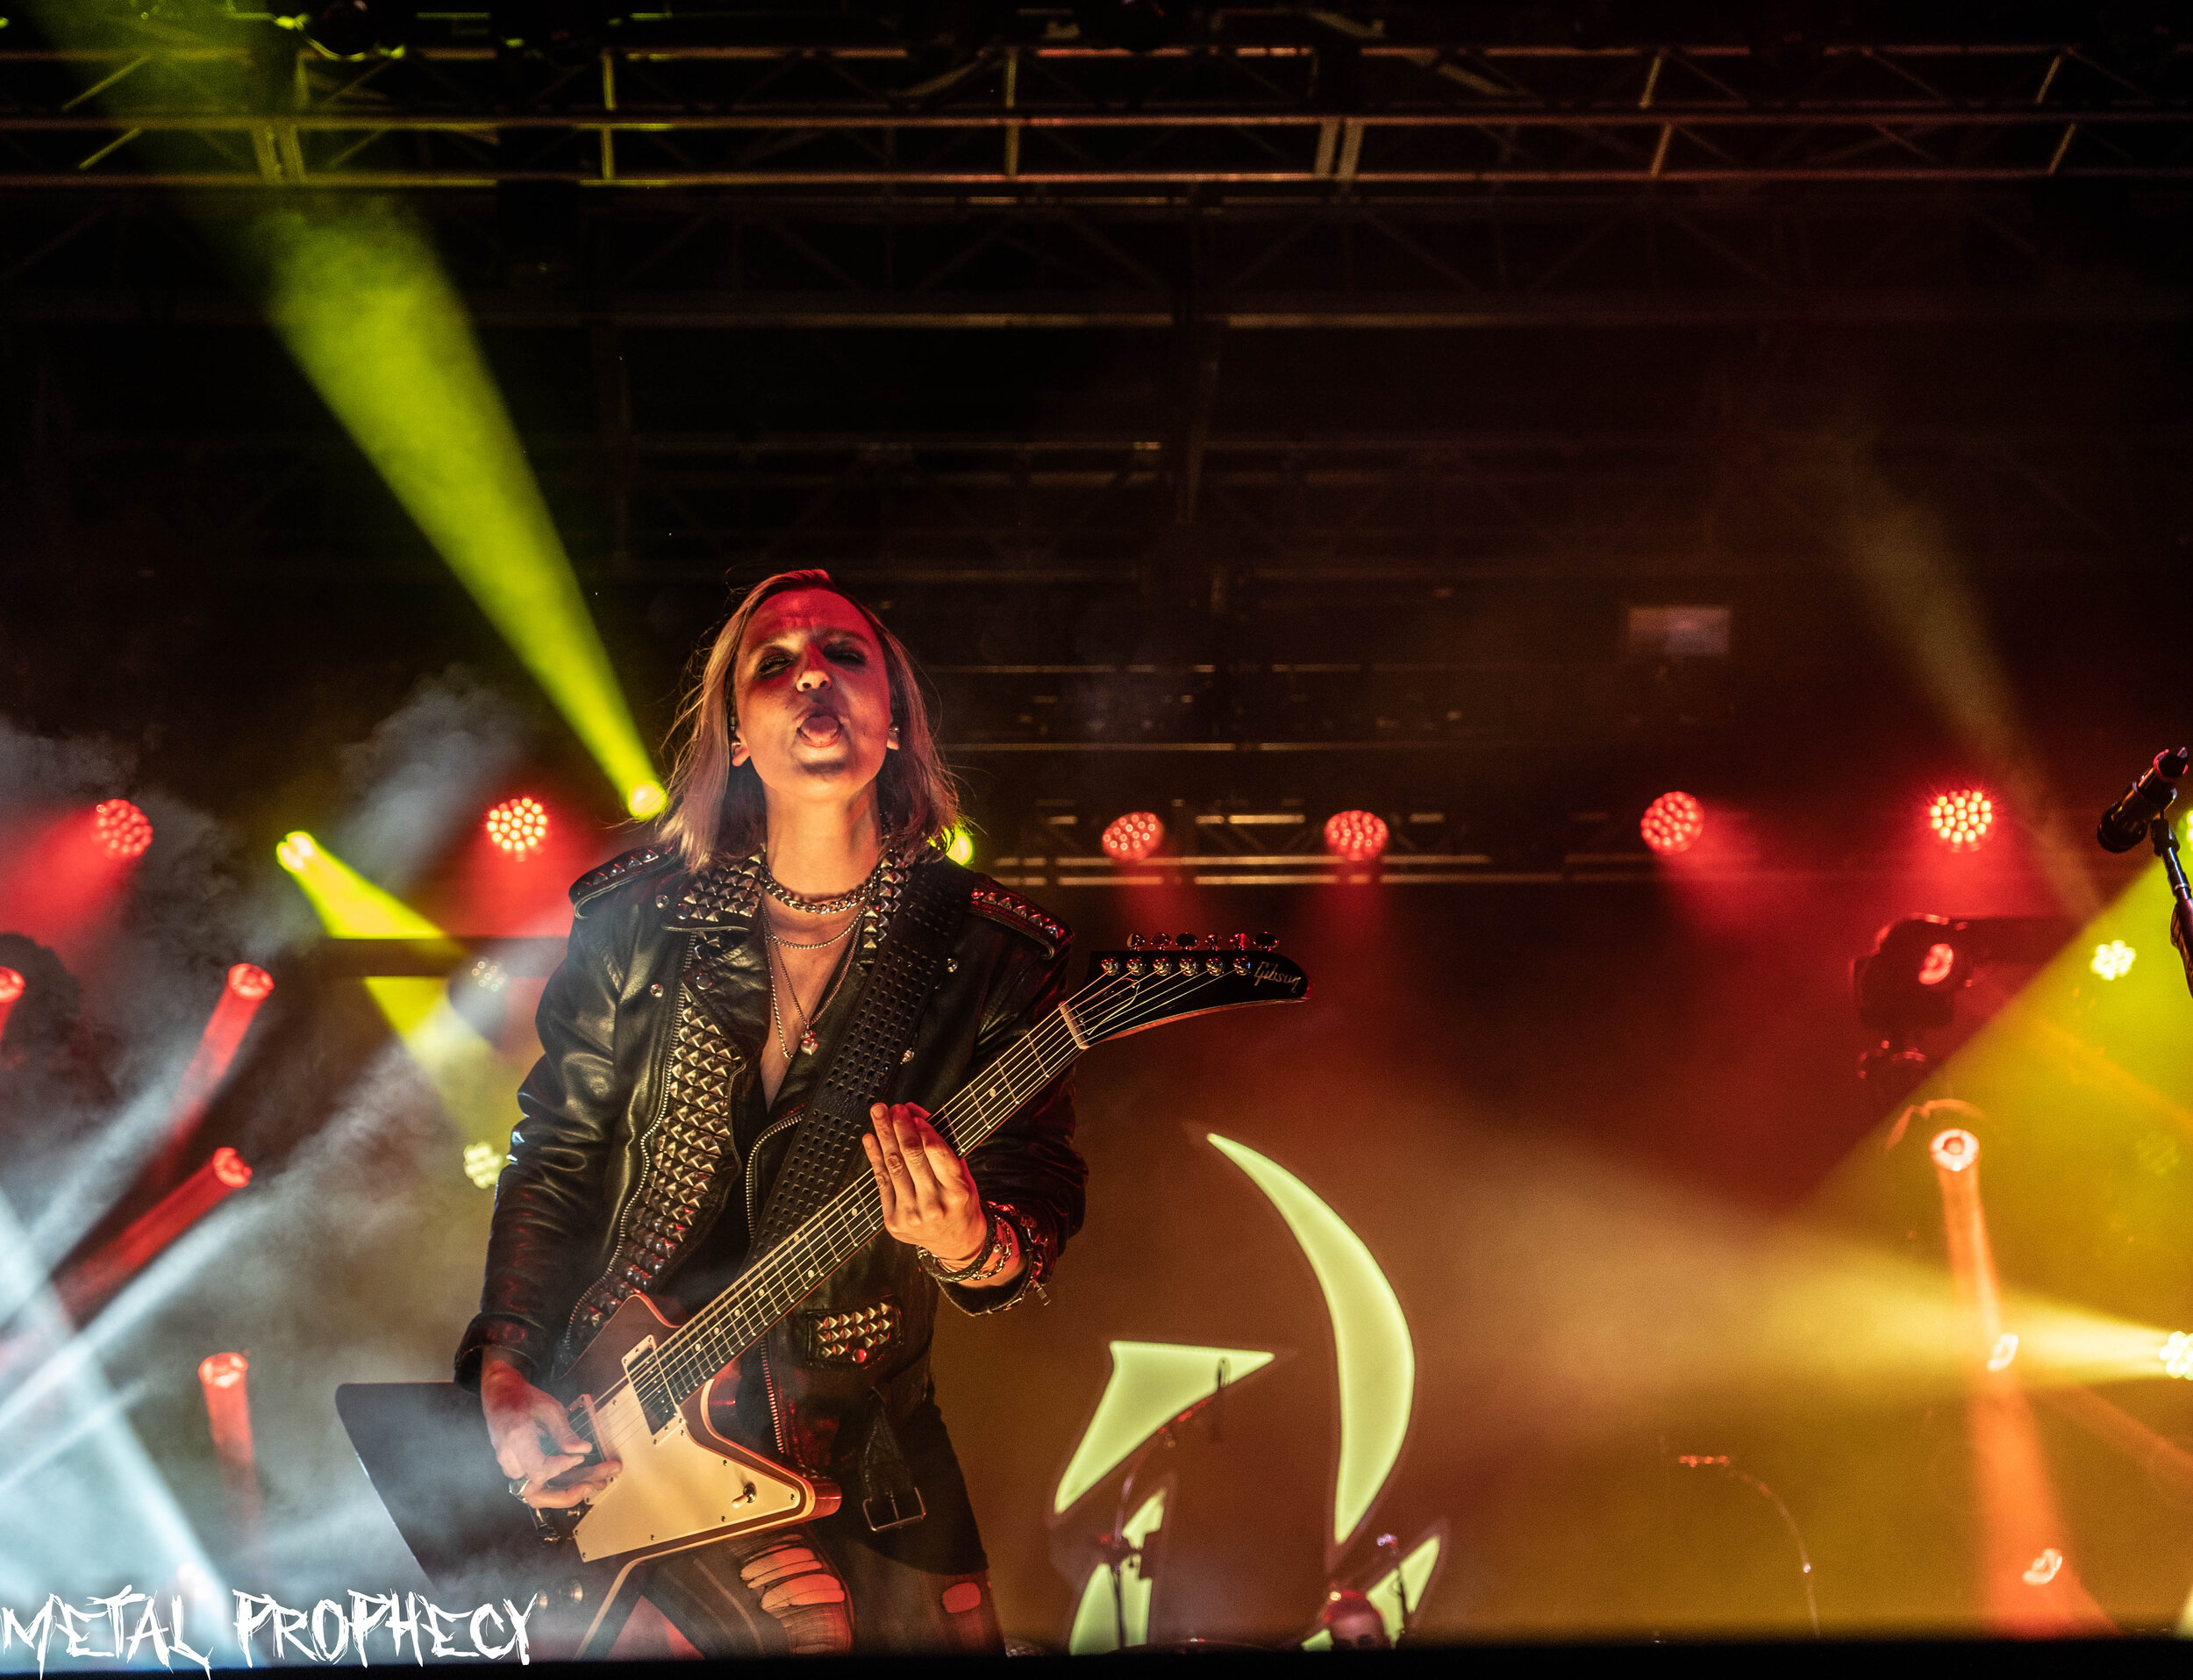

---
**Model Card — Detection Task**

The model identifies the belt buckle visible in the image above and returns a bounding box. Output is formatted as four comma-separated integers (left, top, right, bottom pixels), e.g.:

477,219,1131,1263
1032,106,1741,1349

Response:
862,1487,927,1533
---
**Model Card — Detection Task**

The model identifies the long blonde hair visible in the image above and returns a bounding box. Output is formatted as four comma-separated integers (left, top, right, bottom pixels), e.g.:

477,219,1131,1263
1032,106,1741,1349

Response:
659,570,959,870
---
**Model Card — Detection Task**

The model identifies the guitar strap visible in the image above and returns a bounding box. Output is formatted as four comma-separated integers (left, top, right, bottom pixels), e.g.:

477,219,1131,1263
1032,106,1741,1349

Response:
749,854,974,1253
746,854,970,1534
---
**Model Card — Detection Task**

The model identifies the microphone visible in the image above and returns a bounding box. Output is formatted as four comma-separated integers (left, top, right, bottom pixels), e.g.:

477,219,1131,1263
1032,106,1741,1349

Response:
2097,747,2190,853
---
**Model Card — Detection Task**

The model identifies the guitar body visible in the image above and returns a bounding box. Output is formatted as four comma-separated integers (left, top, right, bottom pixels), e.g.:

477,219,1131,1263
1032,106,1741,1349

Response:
553,1294,838,1649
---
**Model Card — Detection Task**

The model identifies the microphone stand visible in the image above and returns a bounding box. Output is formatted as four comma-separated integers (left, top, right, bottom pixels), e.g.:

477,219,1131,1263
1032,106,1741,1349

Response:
2151,811,2193,1000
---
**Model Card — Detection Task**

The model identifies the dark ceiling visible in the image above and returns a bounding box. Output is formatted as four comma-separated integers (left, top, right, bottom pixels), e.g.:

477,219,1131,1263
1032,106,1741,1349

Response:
3,3,2189,861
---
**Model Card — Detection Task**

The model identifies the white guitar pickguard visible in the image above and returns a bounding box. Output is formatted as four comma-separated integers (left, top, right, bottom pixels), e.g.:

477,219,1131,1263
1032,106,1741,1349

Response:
572,1385,811,1563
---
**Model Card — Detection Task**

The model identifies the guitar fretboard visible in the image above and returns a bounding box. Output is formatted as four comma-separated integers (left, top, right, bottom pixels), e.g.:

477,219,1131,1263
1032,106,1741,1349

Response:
631,992,1091,1421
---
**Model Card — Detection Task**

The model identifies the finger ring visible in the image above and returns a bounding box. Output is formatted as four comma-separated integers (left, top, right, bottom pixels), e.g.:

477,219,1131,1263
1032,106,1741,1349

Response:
507,1476,530,1498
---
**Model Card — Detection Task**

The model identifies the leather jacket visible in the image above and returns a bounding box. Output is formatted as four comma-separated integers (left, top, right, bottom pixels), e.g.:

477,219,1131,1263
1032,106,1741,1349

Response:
454,845,1085,1491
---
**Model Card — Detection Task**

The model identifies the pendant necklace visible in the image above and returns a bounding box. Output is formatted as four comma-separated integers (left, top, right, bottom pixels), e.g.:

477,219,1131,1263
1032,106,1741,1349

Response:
765,904,858,1056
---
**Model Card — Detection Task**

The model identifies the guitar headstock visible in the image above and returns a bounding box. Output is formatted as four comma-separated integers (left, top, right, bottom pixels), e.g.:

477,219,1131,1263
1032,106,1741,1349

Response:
1073,933,1310,1044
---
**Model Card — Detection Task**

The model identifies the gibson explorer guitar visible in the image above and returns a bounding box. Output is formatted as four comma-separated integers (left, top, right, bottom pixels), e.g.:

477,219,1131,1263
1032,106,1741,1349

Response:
339,933,1306,1645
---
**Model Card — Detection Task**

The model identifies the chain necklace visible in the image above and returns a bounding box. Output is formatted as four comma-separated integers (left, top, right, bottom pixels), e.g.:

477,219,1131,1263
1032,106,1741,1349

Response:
761,905,862,952
759,851,886,917
765,907,859,1057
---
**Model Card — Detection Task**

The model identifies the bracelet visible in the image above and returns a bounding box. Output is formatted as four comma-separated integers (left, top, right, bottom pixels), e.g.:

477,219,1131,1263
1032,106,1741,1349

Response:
917,1206,1000,1284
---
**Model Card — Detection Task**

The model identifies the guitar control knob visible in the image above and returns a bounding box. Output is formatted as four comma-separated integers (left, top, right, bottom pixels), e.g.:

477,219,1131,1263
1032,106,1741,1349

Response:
1127,957,1147,976
1206,956,1225,975
1152,956,1173,975
1233,957,1251,975
1101,957,1121,975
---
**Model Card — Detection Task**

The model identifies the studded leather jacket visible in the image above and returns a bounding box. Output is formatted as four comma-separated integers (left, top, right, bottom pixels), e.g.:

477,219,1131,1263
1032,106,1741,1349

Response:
454,845,1086,1502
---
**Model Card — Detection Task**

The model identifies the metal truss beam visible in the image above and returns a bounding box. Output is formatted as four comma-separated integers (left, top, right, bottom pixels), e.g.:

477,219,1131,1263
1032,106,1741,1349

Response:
1,26,2189,189
23,426,2189,583
3,187,2182,327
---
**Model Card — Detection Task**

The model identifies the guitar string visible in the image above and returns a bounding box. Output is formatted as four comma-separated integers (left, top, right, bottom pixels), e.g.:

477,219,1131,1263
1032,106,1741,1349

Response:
588,969,1197,1439
575,974,1160,1456
575,969,1205,1448
651,965,1221,1379
575,966,1229,1453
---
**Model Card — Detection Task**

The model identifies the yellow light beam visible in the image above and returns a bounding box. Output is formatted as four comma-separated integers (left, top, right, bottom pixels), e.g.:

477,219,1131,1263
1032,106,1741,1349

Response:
249,199,663,819
1210,1133,1415,1550
23,6,662,819
277,832,525,1146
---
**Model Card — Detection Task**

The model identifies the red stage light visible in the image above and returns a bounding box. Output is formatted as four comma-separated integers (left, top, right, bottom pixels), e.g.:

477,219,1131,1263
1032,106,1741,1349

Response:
196,1349,263,1562
226,962,275,1001
1324,810,1390,863
1640,791,1705,856
198,1351,248,1390
1102,811,1166,862
54,1147,255,1324
1929,790,1995,851
211,1146,253,1190
1931,1126,1980,1172
0,968,21,1005
92,798,154,860
484,797,550,857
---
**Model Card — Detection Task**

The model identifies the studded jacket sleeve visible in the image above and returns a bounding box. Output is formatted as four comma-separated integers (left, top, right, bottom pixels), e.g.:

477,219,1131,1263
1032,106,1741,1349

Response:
454,880,636,1387
941,927,1087,1317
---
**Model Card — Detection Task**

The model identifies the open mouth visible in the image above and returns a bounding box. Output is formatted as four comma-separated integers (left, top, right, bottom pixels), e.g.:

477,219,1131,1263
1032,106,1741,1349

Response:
796,711,845,747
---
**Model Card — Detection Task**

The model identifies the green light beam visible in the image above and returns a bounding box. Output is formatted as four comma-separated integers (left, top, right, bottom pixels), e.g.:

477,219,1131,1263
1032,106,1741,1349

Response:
1210,1133,1415,1550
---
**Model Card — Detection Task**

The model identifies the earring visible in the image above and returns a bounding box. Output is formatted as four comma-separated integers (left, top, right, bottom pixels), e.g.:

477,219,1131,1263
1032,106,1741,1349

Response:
887,726,901,749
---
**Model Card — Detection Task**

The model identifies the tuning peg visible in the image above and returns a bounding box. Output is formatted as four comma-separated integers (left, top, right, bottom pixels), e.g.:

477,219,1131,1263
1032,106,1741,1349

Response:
1205,934,1225,950
1228,933,1250,950
1128,934,1147,951
1176,933,1198,947
1254,932,1279,950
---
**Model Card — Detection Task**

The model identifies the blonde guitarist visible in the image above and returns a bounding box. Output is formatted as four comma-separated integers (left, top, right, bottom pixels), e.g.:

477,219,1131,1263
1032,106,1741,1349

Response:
461,570,1085,1655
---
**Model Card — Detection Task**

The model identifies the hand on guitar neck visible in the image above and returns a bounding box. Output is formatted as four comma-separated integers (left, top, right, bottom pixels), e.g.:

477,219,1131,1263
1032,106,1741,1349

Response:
861,1101,1026,1287
482,1348,623,1509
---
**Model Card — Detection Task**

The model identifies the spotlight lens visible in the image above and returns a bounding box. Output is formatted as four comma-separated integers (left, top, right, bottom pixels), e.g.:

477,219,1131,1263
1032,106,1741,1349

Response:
1929,1126,1980,1172
2162,1332,2193,1379
1917,942,1958,987
944,825,976,867
2091,940,2136,981
1639,791,1705,856
276,831,318,872
485,796,551,857
627,782,667,819
226,962,275,1001
197,1352,248,1390
1928,789,1995,851
211,1147,253,1190
1324,810,1389,863
1102,811,1165,863
92,798,154,860
462,1141,507,1190
0,968,21,1005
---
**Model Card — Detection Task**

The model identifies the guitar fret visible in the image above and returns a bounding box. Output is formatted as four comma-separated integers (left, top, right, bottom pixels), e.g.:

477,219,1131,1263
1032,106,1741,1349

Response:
641,986,1139,1408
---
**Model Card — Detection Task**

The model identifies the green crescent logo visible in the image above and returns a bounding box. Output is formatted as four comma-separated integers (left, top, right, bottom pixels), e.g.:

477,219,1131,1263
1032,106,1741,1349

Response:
1054,1134,1421,1648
